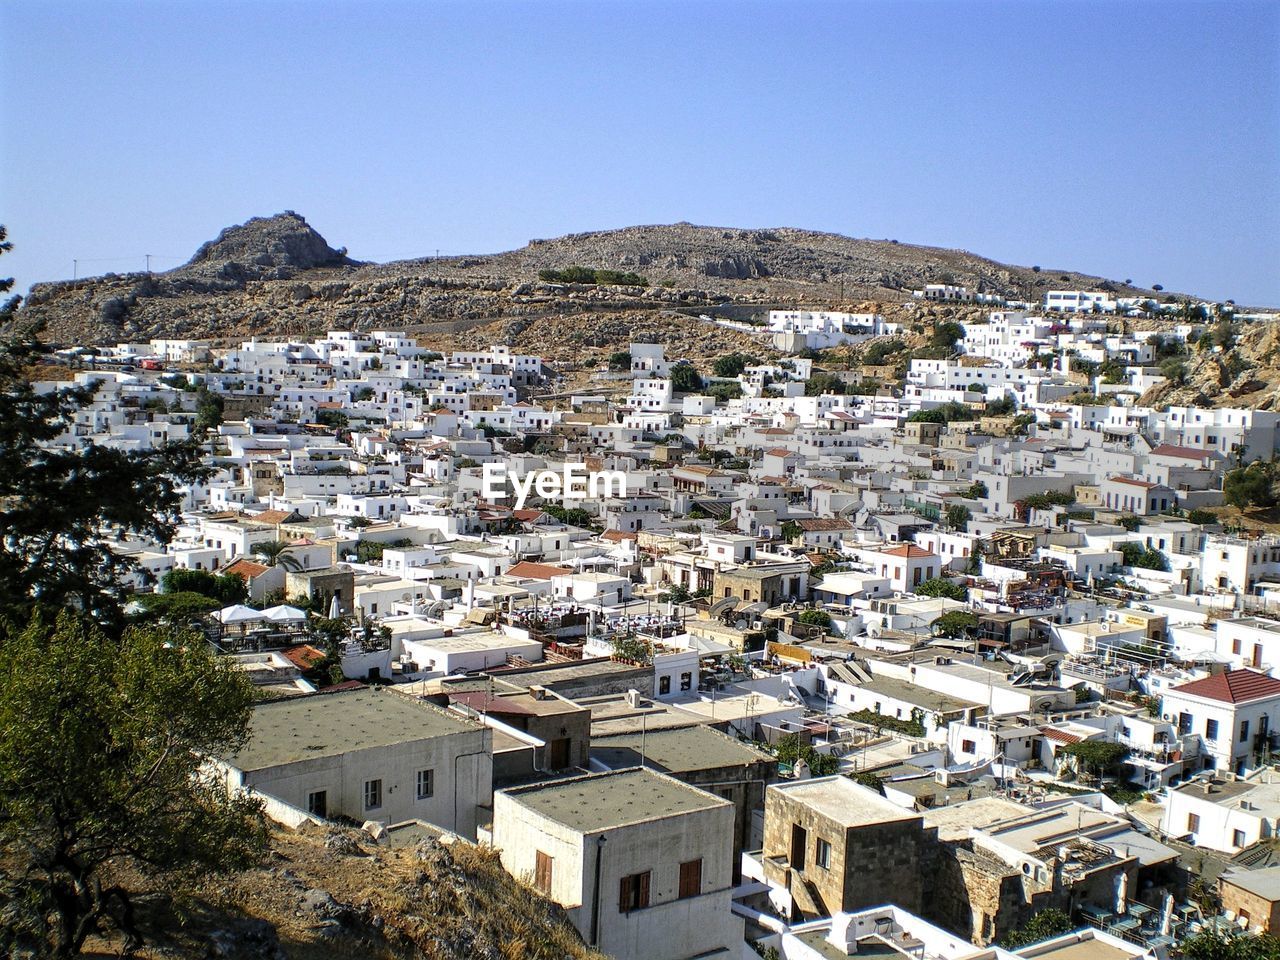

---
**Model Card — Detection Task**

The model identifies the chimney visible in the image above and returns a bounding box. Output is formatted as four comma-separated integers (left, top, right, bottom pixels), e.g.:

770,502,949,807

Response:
625,688,642,709
530,685,548,701
1202,780,1214,795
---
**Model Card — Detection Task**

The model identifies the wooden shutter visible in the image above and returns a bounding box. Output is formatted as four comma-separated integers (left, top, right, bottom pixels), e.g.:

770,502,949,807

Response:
637,871,650,909
679,859,702,899
618,874,633,912
534,851,552,894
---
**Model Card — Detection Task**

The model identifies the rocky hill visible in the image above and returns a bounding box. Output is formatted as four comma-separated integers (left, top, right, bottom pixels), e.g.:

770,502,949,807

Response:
80,823,604,960
18,213,1175,349
1139,320,1280,411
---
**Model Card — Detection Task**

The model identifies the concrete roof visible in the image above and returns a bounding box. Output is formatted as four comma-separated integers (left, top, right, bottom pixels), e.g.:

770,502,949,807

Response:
855,676,981,713
1221,865,1280,902
768,776,922,828
227,688,479,771
500,767,729,834
591,725,774,774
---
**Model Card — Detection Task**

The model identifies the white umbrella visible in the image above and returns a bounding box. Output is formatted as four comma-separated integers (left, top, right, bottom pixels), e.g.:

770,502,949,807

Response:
1115,871,1129,915
217,604,265,625
329,593,341,618
260,604,307,624
1160,892,1175,936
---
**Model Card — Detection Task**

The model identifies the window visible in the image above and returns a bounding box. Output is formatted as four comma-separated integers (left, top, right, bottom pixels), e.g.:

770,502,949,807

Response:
961,740,976,753
1206,719,1220,741
306,790,327,818
678,859,702,899
815,838,832,870
680,672,693,692
416,769,434,799
363,778,382,810
534,851,553,894
1188,813,1200,833
618,871,650,913
1241,720,1251,743
659,676,671,695
1234,830,1247,848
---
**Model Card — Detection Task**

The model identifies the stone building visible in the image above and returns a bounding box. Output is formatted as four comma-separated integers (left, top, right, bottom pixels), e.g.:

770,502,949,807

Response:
761,777,924,920
1220,867,1280,934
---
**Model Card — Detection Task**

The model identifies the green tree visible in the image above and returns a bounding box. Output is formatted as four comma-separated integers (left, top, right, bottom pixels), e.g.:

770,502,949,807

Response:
915,577,967,601
1224,460,1279,510
250,539,303,571
712,352,757,378
1061,740,1130,784
193,387,223,431
607,350,631,371
0,613,266,957
932,610,978,638
945,504,971,531
1000,908,1073,949
932,321,965,350
0,335,208,623
1116,514,1142,532
774,733,839,776
907,408,946,424
669,362,703,393
780,520,802,543
797,609,832,632
1187,508,1217,525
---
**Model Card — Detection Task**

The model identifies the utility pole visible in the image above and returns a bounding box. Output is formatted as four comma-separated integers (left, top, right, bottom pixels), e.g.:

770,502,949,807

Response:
72,259,78,280
145,254,152,274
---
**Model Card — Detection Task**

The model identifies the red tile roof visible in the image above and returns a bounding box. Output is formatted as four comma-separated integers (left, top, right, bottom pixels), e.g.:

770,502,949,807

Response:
281,643,326,671
797,519,852,532
224,558,270,580
505,560,573,580
879,544,937,559
1170,669,1280,705
1041,727,1084,745
1107,475,1157,489
1149,444,1219,461
601,529,639,542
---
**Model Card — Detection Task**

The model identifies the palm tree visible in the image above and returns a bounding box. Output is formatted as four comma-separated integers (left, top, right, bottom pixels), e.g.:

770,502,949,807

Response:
251,539,302,572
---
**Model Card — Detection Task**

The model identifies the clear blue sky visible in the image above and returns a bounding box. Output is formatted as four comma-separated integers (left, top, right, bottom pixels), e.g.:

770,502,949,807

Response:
3,0,1278,304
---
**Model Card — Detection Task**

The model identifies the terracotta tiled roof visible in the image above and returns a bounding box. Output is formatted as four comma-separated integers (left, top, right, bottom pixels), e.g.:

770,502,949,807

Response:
1171,669,1280,705
505,560,573,580
1041,727,1084,745
1107,475,1157,489
1149,444,1219,461
223,558,270,580
797,519,852,532
601,529,639,542
281,644,326,670
879,544,936,559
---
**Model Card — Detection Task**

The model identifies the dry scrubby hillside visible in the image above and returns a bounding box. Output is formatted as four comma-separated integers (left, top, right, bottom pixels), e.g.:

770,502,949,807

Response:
19,212,1173,349
79,824,604,960
1140,320,1280,411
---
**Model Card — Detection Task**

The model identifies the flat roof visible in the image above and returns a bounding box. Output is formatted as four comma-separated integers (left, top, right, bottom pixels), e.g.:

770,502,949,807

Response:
769,776,921,828
857,676,980,713
1221,866,1280,902
500,767,729,834
228,688,479,771
591,725,774,774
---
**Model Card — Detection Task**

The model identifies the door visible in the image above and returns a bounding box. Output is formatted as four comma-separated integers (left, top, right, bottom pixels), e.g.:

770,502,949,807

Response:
547,738,570,770
790,824,807,871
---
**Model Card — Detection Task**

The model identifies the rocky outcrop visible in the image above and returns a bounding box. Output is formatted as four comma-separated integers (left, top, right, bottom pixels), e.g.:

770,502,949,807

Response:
184,211,351,282
18,215,1179,347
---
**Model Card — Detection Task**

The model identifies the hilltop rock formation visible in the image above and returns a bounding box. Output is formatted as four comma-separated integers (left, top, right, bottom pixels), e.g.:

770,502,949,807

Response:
19,214,1178,349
